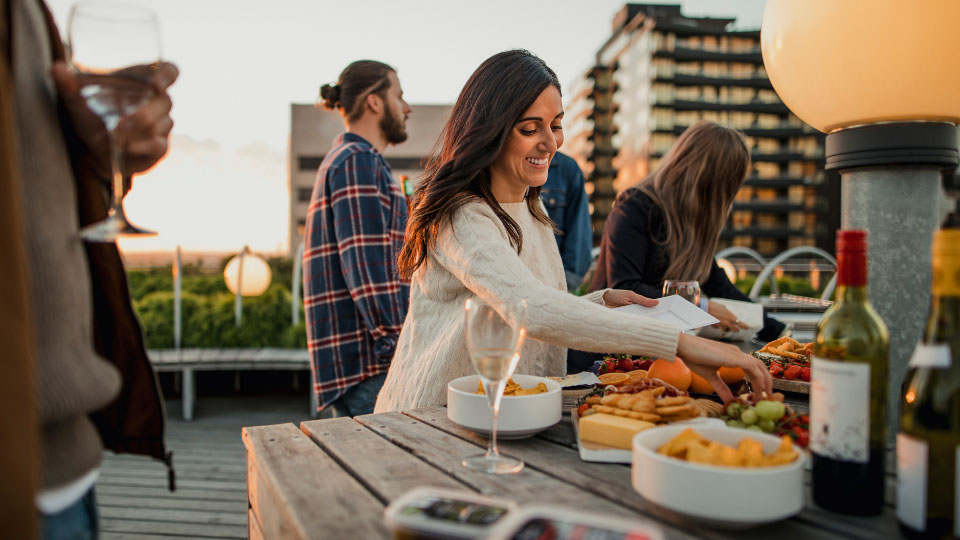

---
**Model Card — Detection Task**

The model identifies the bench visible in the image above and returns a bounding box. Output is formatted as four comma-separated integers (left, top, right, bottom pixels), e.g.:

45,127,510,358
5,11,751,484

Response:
148,348,315,421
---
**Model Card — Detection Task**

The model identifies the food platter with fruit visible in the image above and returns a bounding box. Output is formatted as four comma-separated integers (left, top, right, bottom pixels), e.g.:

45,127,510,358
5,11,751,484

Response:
751,337,813,394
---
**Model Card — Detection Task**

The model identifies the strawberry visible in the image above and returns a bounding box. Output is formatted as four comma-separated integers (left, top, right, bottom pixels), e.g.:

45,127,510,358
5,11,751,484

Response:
617,357,635,372
801,367,811,382
768,362,784,377
637,358,654,371
783,365,802,380
577,403,590,417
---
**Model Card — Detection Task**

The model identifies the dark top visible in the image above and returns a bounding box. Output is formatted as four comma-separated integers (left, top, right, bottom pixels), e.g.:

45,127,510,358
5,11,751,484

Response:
569,188,785,372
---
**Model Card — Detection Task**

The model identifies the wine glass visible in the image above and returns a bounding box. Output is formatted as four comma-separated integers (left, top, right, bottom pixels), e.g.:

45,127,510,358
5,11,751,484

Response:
663,279,701,306
68,2,161,241
462,297,527,474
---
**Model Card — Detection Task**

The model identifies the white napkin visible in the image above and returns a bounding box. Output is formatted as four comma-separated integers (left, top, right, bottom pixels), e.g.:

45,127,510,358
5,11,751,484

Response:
696,298,763,341
612,295,719,331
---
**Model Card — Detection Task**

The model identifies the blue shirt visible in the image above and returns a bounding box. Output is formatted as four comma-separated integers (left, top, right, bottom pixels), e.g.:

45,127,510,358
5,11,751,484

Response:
542,152,592,289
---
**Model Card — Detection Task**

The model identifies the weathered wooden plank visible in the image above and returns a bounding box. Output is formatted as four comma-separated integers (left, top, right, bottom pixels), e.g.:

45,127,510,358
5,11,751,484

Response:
100,517,246,538
99,505,247,526
95,484,248,503
355,412,667,527
534,416,577,448
102,533,194,540
249,508,265,540
103,458,246,474
97,494,244,513
99,466,244,483
243,423,388,540
405,408,855,540
97,475,246,492
301,417,465,501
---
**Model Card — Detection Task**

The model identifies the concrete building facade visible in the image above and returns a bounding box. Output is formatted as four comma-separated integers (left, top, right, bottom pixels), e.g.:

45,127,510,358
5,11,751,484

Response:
287,104,452,255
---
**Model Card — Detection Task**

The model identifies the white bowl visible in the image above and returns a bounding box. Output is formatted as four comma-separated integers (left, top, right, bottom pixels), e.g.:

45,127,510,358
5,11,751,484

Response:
631,426,804,529
447,375,562,439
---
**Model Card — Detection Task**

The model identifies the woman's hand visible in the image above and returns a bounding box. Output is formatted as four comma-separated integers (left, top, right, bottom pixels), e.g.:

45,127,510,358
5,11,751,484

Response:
602,289,658,308
707,301,749,333
676,333,772,404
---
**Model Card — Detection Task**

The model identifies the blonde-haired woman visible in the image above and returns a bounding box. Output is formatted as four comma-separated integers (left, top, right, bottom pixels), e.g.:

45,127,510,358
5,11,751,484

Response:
588,121,785,362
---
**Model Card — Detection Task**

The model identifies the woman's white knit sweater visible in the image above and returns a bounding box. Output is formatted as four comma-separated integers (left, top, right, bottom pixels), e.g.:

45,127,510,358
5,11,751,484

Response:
374,200,681,412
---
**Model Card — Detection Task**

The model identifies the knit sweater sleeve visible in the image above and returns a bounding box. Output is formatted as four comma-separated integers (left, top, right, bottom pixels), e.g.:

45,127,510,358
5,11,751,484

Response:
432,203,679,359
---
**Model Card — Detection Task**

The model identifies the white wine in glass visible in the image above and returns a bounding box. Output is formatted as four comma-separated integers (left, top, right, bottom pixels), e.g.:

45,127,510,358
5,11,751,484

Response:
462,297,527,475
663,279,701,306
68,2,161,241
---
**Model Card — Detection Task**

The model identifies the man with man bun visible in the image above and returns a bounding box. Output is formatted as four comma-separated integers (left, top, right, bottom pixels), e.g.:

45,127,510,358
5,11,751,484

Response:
303,60,412,416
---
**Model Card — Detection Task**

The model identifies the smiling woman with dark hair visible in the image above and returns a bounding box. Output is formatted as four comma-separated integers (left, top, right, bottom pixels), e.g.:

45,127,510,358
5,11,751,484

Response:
374,50,771,412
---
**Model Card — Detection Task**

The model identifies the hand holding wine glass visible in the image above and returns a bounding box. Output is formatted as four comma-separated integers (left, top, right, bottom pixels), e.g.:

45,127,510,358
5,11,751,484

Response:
462,297,527,474
65,2,173,241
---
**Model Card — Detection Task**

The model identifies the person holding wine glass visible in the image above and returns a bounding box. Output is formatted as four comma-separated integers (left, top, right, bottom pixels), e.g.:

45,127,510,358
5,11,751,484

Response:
374,50,771,415
2,1,177,537
585,121,786,365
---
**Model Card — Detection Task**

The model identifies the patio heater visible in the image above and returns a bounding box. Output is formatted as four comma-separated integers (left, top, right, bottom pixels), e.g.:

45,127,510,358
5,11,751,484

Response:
224,246,272,326
761,0,960,432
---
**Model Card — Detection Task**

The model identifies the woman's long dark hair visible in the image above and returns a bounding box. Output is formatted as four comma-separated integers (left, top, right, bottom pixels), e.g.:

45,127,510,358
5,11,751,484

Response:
398,50,560,279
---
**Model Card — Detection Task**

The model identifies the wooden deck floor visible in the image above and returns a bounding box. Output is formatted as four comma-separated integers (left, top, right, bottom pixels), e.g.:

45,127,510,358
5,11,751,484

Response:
97,394,312,539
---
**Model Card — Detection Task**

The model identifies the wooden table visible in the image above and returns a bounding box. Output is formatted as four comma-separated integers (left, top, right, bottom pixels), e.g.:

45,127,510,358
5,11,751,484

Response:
242,407,899,539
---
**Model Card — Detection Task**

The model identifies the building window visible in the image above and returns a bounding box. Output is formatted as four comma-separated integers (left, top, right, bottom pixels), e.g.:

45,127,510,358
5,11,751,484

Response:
296,220,305,237
298,156,325,171
297,188,312,202
298,155,423,171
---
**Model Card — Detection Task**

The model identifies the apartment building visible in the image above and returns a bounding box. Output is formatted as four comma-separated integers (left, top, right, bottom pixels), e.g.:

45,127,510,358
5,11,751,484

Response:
564,3,834,255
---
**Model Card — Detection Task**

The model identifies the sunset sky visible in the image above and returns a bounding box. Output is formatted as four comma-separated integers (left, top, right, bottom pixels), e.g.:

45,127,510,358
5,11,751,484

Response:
46,0,764,256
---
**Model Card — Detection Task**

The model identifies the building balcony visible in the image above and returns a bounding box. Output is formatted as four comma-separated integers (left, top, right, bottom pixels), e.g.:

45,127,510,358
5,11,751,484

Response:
653,46,763,64
651,124,816,138
732,199,807,212
649,151,819,163
720,227,808,239
743,176,810,188
655,72,773,89
671,99,790,114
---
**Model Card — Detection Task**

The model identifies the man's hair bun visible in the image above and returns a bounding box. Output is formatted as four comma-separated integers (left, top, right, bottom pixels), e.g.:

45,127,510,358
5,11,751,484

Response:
318,83,341,110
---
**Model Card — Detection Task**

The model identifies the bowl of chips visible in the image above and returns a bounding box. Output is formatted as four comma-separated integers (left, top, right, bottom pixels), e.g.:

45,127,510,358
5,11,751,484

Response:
447,375,562,439
631,426,804,528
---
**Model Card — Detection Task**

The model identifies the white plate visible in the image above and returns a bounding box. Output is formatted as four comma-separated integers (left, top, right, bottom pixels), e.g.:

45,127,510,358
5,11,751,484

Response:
571,408,725,463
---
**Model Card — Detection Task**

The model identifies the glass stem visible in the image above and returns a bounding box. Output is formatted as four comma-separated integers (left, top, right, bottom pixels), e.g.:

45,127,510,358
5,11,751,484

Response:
108,129,124,217
485,379,504,458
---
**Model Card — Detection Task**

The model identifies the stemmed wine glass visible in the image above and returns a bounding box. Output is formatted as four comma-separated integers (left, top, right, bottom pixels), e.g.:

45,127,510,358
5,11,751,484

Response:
663,279,701,307
462,297,527,474
68,2,161,241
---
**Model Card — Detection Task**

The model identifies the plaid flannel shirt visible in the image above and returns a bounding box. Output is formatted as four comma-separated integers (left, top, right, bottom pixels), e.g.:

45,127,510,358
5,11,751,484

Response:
302,133,409,411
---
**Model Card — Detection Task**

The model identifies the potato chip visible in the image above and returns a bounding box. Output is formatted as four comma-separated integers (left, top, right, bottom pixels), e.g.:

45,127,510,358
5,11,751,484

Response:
656,428,798,468
476,377,548,396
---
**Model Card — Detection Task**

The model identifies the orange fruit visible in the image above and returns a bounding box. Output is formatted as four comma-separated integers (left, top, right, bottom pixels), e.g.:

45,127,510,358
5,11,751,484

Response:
626,369,648,383
647,357,692,392
597,372,630,386
718,366,745,384
689,372,714,394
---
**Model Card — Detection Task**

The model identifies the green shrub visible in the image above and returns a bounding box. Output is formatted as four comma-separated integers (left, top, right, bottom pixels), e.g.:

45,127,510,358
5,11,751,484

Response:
735,276,819,297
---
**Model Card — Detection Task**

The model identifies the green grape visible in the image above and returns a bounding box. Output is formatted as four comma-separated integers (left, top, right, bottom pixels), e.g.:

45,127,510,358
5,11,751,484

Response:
741,408,758,425
755,400,785,421
726,419,744,429
725,402,742,419
758,418,776,432
747,425,764,432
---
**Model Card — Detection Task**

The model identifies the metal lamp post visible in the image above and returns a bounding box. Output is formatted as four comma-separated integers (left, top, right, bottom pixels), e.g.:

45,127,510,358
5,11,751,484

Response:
761,0,960,434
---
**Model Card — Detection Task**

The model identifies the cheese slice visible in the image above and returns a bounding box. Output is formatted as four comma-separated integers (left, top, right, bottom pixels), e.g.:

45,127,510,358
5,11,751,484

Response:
579,413,656,450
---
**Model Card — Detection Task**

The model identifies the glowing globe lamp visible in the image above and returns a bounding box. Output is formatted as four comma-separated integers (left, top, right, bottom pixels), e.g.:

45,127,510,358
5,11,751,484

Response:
224,251,272,297
761,0,960,134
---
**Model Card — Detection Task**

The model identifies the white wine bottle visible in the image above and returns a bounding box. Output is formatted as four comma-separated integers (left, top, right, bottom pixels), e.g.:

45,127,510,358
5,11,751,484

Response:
811,230,889,515
898,228,960,538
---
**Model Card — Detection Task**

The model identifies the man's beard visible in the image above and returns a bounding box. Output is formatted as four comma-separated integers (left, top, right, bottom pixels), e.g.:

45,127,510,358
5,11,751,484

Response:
380,100,408,144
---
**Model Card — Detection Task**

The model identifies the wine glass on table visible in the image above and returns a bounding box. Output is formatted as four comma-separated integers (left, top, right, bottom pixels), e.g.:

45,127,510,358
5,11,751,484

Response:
663,280,701,307
68,2,161,241
462,297,527,474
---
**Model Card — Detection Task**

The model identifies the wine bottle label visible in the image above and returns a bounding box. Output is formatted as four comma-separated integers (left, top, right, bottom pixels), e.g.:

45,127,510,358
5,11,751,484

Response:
810,357,870,463
909,343,951,369
896,433,928,531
